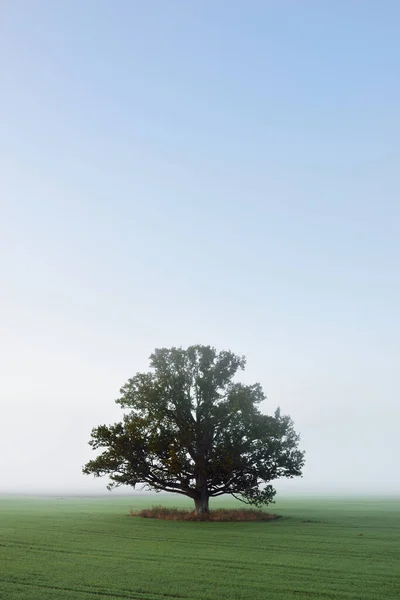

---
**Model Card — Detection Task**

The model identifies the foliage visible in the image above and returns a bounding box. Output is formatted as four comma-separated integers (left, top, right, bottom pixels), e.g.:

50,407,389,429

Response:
83,345,305,512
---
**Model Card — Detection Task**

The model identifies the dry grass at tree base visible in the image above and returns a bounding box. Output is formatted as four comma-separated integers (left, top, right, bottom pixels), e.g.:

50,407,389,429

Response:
130,505,281,521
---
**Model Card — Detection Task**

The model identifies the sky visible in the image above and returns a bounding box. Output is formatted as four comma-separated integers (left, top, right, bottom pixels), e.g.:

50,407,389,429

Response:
1,1,399,496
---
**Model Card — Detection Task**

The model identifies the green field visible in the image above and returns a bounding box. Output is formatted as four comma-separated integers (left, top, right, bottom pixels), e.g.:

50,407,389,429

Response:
0,495,399,599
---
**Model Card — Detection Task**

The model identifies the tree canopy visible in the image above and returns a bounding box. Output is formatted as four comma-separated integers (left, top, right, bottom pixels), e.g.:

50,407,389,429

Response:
83,345,305,513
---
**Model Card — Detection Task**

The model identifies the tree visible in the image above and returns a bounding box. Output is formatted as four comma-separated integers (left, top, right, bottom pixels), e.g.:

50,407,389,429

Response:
83,345,305,514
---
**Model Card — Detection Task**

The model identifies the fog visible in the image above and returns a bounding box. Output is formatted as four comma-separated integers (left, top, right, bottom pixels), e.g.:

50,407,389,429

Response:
2,340,398,497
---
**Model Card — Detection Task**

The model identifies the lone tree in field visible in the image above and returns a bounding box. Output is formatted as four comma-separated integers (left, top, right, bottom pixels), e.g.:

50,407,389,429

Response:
83,345,305,514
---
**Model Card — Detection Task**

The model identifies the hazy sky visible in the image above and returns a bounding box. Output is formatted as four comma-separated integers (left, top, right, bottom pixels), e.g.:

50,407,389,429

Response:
1,2,399,496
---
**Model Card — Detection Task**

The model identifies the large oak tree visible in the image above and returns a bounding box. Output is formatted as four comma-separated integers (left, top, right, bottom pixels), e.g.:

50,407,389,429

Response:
83,345,305,513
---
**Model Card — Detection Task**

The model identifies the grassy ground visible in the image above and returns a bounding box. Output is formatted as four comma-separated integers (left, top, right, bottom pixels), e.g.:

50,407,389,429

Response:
0,494,399,599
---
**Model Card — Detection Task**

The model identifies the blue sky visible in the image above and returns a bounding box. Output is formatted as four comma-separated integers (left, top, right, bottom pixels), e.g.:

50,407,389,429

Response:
1,1,399,494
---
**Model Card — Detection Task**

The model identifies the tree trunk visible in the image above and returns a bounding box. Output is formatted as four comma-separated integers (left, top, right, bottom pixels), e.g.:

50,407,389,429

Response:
193,472,210,514
194,442,209,514
194,492,210,514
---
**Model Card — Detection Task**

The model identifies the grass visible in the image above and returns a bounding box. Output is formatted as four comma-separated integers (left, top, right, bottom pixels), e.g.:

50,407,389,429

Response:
0,494,399,599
